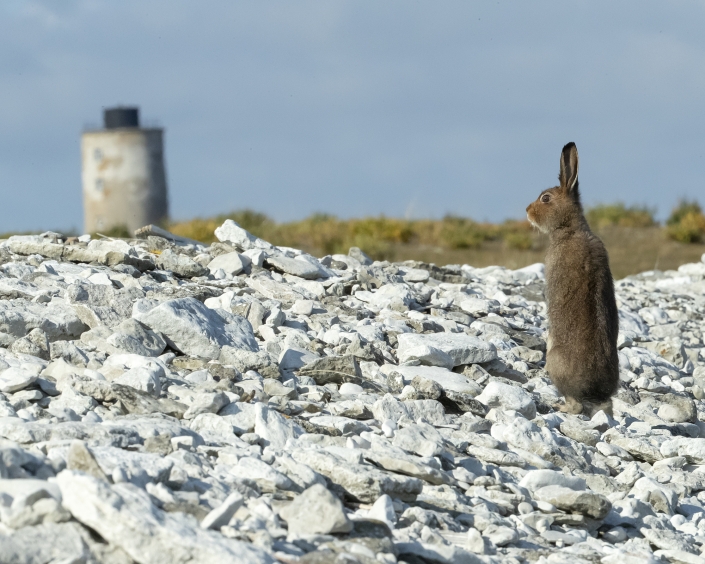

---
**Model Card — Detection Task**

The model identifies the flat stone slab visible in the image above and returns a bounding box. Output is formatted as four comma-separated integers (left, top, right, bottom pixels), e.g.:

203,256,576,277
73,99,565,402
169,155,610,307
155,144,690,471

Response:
134,297,258,360
56,471,273,564
397,333,497,367
385,365,482,395
265,256,322,280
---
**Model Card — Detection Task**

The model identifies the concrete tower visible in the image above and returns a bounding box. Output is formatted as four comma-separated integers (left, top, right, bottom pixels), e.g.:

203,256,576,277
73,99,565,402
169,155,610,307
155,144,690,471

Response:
81,107,168,234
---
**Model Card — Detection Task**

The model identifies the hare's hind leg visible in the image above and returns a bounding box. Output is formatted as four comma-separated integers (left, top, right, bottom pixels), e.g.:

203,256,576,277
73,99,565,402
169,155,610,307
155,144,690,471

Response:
559,396,584,415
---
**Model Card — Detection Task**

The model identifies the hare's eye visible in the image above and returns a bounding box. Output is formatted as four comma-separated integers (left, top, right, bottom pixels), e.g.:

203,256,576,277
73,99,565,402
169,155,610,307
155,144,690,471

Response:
541,194,550,203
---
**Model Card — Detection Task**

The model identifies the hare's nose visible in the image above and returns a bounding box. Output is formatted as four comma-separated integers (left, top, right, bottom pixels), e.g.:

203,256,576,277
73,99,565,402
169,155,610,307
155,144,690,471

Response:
525,204,531,213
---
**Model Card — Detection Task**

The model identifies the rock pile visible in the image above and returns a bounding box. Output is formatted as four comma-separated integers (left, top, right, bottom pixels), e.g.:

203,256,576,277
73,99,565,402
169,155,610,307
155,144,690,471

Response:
0,221,704,564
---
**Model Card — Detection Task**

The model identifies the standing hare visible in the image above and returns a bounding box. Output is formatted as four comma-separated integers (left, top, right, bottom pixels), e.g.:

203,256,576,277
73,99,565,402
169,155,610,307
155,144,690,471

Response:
526,142,619,416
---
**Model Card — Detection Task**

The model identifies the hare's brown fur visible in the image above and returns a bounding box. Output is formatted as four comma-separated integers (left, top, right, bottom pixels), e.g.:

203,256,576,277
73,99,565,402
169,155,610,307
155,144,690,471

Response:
526,143,619,415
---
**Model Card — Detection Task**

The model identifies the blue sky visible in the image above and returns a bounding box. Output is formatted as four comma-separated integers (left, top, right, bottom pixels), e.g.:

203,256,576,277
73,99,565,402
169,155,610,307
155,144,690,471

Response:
1,1,704,232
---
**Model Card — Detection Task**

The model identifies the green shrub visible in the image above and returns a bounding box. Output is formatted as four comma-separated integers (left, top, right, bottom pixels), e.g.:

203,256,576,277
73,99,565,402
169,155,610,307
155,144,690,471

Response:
348,217,414,245
438,216,492,249
667,200,702,226
667,211,705,243
665,200,705,243
585,203,656,229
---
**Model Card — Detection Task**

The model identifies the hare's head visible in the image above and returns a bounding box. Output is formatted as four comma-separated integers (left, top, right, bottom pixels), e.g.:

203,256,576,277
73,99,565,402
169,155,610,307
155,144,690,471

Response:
526,142,585,234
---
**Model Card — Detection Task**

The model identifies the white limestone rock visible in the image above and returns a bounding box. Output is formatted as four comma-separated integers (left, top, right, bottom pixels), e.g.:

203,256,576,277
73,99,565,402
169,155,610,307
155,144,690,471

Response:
0,522,96,563
291,448,423,503
397,333,497,367
533,485,612,519
0,366,39,393
113,366,162,397
367,493,396,528
107,318,167,357
266,256,323,280
291,299,315,316
475,381,536,419
156,249,208,278
200,491,244,530
355,284,415,310
279,484,352,535
385,365,482,395
56,470,274,564
134,297,258,360
278,346,320,371
0,300,88,341
254,403,303,448
519,470,587,492
393,423,446,458
215,220,274,251
236,456,294,491
207,251,250,276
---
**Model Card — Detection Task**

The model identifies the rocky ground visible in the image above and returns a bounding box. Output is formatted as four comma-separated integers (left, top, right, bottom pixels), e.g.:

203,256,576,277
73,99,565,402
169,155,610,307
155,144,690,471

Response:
0,220,704,564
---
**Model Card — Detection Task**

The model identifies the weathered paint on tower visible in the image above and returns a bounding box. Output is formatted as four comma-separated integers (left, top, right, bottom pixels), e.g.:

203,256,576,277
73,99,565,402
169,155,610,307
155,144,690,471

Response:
81,107,168,234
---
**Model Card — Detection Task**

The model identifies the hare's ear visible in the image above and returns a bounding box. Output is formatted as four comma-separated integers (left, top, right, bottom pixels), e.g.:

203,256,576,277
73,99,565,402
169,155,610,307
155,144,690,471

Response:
559,142,579,193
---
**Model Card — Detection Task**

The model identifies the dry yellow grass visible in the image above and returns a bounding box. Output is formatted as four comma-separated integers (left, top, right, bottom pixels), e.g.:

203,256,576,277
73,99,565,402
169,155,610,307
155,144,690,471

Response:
168,210,705,280
377,227,705,280
169,213,535,256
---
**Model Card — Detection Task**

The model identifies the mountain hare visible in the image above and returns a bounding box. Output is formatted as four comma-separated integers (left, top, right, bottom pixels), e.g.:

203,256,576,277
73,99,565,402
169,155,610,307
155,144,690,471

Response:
526,142,619,416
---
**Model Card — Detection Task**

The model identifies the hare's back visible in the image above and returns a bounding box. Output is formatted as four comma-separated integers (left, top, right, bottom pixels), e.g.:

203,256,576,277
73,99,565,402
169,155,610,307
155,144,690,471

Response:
546,232,617,349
